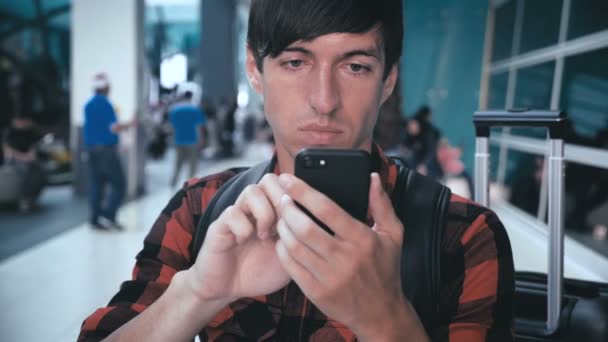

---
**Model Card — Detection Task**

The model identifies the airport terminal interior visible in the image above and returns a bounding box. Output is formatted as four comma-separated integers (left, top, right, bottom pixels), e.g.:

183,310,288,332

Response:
1,0,607,340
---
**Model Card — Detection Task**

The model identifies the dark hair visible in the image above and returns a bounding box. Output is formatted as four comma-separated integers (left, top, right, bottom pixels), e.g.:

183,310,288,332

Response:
414,105,431,121
247,0,403,79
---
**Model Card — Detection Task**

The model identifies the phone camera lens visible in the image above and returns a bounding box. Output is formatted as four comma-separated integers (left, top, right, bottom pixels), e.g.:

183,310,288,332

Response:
304,157,313,168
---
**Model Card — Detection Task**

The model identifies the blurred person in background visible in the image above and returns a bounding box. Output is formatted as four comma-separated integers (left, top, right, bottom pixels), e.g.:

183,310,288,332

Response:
402,105,441,175
83,73,133,231
2,114,46,211
372,95,473,198
566,120,608,240
200,97,217,157
563,120,608,240
168,90,206,187
214,96,239,158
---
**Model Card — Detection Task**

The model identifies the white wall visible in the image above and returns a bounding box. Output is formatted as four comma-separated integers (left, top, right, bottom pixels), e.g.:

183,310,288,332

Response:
71,0,143,126
71,0,141,125
71,0,145,197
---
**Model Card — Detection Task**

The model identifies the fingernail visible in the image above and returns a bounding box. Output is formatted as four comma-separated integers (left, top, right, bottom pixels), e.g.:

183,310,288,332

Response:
275,240,285,255
281,194,291,205
371,173,383,192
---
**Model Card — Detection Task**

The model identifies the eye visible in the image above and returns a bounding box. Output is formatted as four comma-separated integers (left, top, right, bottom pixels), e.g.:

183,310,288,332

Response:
350,64,364,72
287,60,303,68
348,63,371,74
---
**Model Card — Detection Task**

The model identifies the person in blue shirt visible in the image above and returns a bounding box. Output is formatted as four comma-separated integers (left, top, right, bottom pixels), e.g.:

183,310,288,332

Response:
83,73,132,230
168,90,206,187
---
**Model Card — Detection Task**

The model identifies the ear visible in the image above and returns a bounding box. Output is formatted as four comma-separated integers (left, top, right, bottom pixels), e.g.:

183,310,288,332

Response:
380,64,398,105
246,45,263,94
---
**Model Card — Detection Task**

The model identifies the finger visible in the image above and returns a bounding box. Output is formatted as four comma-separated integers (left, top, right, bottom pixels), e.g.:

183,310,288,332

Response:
275,239,319,292
278,173,364,240
204,221,236,253
368,173,402,238
235,185,277,239
276,218,329,280
279,194,337,260
257,173,285,210
257,174,286,237
221,205,255,244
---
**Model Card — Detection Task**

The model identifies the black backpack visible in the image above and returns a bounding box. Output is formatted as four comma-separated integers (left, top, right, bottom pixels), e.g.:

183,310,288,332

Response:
189,158,452,332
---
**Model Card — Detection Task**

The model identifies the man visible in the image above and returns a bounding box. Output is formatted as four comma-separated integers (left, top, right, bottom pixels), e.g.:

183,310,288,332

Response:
83,73,132,230
403,105,441,176
79,1,514,341
168,90,206,187
2,114,46,211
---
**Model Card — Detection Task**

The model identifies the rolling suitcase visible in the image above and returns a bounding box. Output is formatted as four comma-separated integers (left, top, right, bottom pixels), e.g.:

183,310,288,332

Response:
473,110,608,341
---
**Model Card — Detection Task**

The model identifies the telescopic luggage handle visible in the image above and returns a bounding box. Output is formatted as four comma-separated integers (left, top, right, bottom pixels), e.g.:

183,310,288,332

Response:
473,109,567,205
473,109,568,335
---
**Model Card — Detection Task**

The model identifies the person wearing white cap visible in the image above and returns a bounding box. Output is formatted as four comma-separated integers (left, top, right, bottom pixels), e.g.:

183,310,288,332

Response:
82,73,131,230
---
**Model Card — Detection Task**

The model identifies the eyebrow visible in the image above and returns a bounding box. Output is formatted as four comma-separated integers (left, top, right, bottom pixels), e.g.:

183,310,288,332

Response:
281,46,381,61
343,49,381,60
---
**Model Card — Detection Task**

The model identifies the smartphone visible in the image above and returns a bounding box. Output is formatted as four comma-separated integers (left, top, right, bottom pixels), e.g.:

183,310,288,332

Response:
294,148,372,232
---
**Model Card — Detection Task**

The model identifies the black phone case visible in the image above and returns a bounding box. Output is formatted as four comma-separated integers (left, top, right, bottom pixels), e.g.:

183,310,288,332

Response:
294,148,371,224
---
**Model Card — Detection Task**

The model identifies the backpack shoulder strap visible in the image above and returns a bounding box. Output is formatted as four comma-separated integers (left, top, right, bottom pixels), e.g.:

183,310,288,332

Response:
390,157,452,333
190,161,272,261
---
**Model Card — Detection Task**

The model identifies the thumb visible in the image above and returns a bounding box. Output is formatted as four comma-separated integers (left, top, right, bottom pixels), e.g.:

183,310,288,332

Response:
369,173,402,238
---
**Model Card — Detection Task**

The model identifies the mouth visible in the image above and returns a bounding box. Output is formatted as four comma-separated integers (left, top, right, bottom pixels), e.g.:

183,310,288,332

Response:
299,123,343,133
298,124,343,144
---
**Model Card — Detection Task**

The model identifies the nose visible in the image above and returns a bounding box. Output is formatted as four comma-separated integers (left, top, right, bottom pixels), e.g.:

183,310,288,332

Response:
308,65,340,116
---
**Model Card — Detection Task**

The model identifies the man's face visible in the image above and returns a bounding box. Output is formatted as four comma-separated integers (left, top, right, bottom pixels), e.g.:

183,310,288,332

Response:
247,27,398,169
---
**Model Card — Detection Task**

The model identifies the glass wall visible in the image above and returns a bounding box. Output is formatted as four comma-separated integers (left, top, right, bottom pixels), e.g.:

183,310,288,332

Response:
144,0,201,90
482,0,608,254
519,0,562,54
491,0,516,62
0,0,71,130
567,0,608,40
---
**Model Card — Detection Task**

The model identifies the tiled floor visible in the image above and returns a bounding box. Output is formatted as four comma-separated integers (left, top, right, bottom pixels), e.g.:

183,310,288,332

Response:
0,185,89,261
0,191,163,341
0,142,606,341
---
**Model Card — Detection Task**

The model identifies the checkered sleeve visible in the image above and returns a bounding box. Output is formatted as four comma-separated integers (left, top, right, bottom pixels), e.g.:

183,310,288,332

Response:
432,194,515,342
77,170,239,342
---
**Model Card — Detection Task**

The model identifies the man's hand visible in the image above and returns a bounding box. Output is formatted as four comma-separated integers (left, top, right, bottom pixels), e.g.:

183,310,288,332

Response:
111,116,138,133
185,174,291,303
275,173,428,341
103,174,292,341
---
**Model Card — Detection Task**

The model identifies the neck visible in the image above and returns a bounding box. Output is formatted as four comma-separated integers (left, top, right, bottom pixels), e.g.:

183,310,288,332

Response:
276,144,295,175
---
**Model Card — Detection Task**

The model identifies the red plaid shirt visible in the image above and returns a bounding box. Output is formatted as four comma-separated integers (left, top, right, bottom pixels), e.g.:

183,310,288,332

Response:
79,147,514,341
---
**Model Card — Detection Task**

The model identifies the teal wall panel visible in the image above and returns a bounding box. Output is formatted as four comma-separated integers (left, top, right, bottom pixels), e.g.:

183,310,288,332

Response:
401,0,488,172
